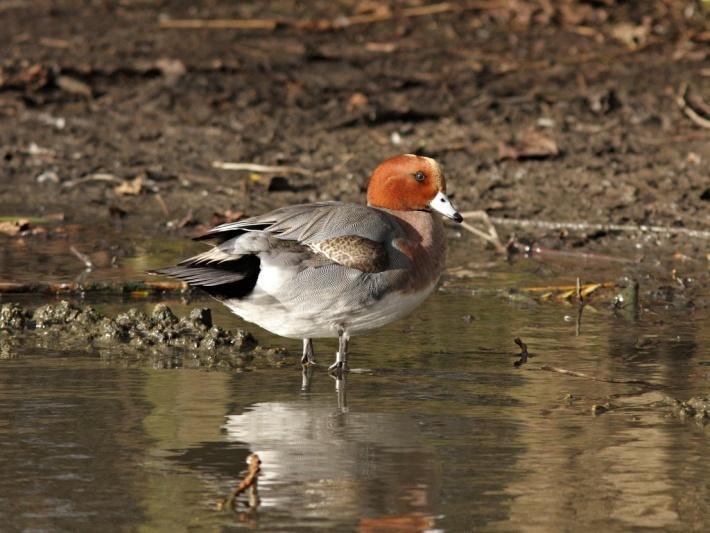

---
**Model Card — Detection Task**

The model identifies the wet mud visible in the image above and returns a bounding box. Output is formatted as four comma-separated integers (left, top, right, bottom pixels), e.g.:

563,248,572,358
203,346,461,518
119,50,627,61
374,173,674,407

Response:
0,1,708,263
0,301,287,369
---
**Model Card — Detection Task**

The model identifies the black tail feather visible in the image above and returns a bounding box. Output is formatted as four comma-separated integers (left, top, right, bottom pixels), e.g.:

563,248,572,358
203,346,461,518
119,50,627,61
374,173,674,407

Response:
151,255,260,299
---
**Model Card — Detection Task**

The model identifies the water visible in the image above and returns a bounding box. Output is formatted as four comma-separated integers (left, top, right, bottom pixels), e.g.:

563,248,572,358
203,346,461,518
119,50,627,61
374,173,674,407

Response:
1,288,708,532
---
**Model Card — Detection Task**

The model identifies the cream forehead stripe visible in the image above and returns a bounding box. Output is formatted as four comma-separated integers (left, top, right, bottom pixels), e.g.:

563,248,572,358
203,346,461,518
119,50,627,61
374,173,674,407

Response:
422,156,444,191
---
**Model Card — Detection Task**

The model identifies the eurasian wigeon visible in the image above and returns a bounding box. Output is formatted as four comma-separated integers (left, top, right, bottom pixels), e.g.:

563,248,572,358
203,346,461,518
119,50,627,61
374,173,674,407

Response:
155,154,463,372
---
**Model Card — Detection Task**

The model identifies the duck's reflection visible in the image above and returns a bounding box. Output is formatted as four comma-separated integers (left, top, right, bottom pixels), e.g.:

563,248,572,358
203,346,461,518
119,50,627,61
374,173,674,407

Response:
221,373,440,522
145,369,441,528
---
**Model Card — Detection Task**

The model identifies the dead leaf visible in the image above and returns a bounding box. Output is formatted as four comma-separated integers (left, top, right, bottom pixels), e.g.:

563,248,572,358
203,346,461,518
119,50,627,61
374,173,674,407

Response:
354,1,391,17
347,92,369,111
211,209,245,226
155,58,186,84
9,64,49,91
498,129,559,160
0,219,30,236
56,75,92,98
611,21,650,49
114,176,144,196
365,42,397,53
38,37,70,49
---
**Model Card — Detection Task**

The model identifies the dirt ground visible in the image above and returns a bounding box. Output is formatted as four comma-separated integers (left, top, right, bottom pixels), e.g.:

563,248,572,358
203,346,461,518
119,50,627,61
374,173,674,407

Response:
0,1,708,276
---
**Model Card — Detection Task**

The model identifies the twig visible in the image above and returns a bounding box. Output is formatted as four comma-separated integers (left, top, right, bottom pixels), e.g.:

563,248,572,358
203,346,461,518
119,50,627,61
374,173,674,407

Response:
0,280,188,295
460,214,710,240
69,246,94,270
575,277,585,336
159,18,279,30
160,2,503,32
217,453,261,510
513,337,531,367
531,365,666,388
154,193,169,216
521,282,615,293
675,83,710,130
212,161,312,176
62,173,121,189
635,132,710,145
457,210,506,253
507,240,634,264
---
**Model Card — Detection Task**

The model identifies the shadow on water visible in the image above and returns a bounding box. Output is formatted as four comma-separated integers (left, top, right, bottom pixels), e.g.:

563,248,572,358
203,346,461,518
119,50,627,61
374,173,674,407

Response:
1,287,708,531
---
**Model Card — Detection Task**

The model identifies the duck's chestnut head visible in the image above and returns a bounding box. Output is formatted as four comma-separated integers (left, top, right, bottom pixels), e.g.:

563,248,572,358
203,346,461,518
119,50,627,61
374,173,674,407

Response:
366,154,463,222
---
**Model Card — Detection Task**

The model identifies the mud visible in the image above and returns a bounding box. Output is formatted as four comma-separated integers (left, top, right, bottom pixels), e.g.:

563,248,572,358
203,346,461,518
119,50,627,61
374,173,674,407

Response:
0,301,288,369
0,1,708,265
666,395,710,426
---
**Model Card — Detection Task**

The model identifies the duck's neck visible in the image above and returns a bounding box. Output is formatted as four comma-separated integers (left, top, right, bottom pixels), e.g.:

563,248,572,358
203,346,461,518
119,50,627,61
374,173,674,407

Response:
384,209,447,290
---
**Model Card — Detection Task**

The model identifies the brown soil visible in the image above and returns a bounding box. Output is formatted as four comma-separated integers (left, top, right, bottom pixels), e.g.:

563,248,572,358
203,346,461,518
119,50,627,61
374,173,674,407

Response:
0,1,708,273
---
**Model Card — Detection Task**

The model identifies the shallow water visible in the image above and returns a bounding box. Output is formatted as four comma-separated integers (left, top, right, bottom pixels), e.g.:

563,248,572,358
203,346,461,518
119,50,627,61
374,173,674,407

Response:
1,287,708,532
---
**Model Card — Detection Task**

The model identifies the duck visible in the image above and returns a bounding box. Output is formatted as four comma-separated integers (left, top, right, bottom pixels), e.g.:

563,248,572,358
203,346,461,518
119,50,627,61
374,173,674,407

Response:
154,154,463,373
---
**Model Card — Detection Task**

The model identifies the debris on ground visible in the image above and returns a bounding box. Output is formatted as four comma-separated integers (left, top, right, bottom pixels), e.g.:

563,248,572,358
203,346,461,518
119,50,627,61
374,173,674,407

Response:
216,453,262,511
0,301,288,369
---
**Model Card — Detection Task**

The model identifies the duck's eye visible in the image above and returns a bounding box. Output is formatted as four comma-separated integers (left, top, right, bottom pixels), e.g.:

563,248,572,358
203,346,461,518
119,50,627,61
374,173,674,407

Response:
413,171,426,182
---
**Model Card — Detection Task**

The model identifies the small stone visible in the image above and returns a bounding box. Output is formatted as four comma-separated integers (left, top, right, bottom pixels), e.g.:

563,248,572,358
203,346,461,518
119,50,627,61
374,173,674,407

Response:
591,404,609,416
36,170,60,184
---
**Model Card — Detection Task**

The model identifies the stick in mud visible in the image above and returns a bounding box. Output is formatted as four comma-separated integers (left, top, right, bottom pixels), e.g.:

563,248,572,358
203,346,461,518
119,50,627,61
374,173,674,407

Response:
675,82,710,130
465,214,710,240
212,161,313,176
513,337,530,367
457,210,506,254
160,2,505,32
217,453,261,510
575,277,585,337
531,365,666,389
69,246,94,270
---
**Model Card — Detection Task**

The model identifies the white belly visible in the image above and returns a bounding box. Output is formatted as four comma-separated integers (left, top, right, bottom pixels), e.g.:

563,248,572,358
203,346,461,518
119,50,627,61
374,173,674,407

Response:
225,280,437,339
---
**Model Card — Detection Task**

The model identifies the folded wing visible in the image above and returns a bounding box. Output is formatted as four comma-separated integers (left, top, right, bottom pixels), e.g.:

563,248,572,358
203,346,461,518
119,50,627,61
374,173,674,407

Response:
153,203,400,299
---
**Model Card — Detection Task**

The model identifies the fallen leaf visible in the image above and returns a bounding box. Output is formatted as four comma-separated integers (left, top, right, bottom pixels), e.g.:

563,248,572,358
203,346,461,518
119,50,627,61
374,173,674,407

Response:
38,37,70,49
211,209,245,226
155,58,186,84
114,176,144,196
498,129,559,160
347,92,369,111
365,42,397,53
611,21,650,49
581,283,602,298
0,219,30,236
12,64,49,91
56,75,92,97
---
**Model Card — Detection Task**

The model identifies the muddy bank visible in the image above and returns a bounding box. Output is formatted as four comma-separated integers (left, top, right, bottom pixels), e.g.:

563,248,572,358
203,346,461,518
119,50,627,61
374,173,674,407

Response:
0,0,708,276
0,301,288,369
560,389,710,427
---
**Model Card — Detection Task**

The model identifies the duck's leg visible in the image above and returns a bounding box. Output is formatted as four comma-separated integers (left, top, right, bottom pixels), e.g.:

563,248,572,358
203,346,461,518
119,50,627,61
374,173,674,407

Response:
301,364,313,391
300,338,316,366
328,330,349,374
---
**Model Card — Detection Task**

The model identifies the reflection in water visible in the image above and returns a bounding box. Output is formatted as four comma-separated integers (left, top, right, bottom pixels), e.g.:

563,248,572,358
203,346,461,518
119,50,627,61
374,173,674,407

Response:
0,292,708,531
223,387,439,523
